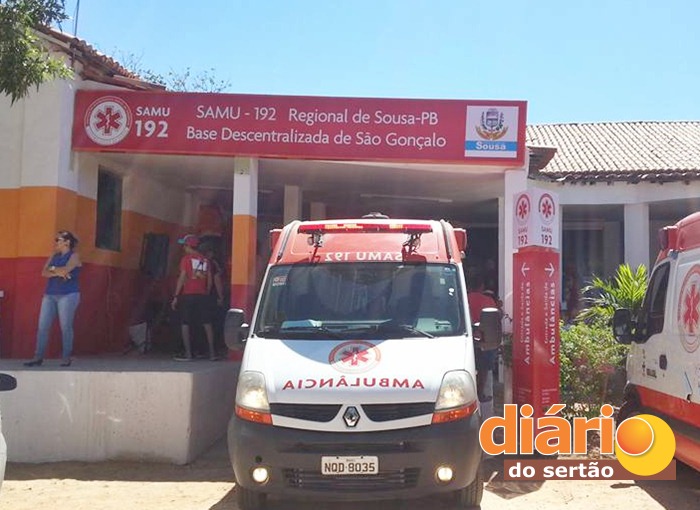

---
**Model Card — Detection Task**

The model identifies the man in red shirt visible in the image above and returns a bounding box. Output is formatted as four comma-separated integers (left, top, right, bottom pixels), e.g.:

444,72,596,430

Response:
467,274,499,402
171,234,219,361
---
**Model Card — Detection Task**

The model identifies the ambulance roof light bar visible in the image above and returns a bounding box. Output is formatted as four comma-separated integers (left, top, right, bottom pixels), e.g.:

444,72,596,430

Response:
297,223,433,234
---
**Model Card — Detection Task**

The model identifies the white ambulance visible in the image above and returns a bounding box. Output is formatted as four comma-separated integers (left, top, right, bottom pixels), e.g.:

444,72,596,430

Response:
613,211,700,472
225,216,491,509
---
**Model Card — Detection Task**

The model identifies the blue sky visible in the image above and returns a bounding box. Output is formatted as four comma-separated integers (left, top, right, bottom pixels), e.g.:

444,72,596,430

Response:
59,1,698,124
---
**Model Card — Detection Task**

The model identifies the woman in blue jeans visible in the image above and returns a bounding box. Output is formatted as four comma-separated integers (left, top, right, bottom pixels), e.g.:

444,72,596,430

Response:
24,231,82,367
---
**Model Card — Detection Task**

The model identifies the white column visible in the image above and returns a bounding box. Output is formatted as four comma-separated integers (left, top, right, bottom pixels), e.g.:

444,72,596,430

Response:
497,196,506,305
604,221,622,277
624,203,650,270
284,185,302,224
233,157,258,217
310,202,326,220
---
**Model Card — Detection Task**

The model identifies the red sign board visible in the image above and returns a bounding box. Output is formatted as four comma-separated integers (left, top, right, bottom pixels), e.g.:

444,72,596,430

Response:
72,90,526,165
512,248,560,414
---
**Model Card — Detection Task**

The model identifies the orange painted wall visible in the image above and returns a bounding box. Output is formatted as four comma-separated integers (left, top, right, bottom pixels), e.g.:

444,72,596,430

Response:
0,187,184,358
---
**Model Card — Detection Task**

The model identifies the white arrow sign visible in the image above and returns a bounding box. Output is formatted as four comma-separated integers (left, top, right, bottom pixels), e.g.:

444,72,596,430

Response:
521,263,530,277
545,262,555,278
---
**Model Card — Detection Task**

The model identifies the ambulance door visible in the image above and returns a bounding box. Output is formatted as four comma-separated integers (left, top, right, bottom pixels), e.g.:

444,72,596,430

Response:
633,261,671,391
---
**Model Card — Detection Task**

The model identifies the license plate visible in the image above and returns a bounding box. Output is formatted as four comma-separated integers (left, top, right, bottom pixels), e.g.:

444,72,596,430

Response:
321,455,379,475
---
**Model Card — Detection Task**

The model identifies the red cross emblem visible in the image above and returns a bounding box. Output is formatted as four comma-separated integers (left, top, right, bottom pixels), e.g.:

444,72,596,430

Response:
516,195,530,226
84,96,132,146
329,341,381,373
340,347,370,366
682,284,700,334
538,193,556,225
678,266,700,353
95,106,123,135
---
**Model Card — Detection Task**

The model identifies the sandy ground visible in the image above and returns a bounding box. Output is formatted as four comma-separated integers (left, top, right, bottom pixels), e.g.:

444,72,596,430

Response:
1,439,698,510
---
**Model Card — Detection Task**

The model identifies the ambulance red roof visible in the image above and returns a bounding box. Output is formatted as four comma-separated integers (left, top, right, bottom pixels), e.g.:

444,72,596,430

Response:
657,211,700,262
273,219,454,265
675,212,700,252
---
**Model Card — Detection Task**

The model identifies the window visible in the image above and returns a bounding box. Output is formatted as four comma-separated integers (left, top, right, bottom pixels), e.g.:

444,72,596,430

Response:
96,168,122,251
636,262,670,341
255,263,464,338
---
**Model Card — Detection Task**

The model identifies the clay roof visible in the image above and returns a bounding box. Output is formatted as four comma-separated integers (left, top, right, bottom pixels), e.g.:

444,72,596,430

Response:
526,121,700,183
38,26,164,91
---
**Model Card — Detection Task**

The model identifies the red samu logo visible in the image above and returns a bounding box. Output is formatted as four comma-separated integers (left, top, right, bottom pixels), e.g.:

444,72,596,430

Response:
515,194,531,226
678,265,700,353
329,341,381,374
538,193,556,225
84,96,133,146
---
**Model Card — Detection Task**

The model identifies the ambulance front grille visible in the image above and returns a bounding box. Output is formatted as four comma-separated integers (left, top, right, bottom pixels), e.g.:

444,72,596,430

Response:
282,467,420,492
269,403,341,422
287,442,413,454
361,402,434,422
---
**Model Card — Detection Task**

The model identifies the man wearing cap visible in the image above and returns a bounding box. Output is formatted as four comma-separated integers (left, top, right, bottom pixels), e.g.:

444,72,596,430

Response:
171,234,219,361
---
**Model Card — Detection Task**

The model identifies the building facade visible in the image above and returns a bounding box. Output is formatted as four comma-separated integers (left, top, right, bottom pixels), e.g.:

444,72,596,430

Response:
1,29,699,358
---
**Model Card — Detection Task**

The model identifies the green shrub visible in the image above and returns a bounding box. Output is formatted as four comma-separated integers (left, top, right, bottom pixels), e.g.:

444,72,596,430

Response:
577,263,647,323
559,318,629,418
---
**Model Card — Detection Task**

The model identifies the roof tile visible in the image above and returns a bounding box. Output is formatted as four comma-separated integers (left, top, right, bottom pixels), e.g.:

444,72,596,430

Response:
527,121,700,182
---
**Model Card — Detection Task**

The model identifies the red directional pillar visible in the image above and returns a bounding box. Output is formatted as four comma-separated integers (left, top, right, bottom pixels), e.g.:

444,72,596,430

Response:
512,190,561,418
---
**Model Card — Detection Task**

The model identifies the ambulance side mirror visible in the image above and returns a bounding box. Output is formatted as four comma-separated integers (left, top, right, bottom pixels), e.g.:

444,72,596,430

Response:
224,308,249,350
612,308,633,344
477,307,502,349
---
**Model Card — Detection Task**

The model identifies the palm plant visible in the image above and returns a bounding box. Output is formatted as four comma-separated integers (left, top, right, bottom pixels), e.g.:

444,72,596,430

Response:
577,263,648,322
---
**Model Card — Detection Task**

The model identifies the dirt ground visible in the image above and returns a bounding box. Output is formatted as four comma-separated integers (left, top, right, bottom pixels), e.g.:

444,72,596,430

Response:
1,439,699,510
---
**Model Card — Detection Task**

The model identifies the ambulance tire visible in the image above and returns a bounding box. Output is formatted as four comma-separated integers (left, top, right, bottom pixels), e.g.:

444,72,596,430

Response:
617,398,640,425
454,466,484,508
237,486,267,510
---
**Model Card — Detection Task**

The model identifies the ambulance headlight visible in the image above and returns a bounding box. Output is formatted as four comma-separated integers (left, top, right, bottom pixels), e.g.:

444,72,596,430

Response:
236,371,270,412
435,371,477,410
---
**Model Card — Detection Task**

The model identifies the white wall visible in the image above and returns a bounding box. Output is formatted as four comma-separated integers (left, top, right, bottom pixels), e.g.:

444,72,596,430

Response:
0,361,238,464
76,153,189,226
0,80,76,190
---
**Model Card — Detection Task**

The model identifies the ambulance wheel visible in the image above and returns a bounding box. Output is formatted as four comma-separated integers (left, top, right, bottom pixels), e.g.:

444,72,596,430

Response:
237,486,267,510
617,398,640,424
454,466,484,508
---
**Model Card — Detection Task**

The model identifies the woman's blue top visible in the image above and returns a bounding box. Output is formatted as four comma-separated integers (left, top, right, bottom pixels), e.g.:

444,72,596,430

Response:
45,250,80,295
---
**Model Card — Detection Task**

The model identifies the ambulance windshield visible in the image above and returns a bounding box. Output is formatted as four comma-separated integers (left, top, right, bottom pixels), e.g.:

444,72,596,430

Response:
254,263,465,338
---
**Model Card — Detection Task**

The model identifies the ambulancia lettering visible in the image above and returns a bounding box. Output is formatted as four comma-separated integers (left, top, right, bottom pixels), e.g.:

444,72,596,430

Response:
281,377,425,390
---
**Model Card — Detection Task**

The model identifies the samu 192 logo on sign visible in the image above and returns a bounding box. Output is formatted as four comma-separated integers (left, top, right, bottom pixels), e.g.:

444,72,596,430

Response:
84,96,133,146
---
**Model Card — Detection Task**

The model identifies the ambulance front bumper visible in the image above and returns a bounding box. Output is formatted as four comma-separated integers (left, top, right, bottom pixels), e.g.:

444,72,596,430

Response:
227,412,482,501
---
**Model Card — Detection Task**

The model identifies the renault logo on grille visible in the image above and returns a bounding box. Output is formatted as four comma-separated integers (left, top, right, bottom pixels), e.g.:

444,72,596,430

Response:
343,406,360,428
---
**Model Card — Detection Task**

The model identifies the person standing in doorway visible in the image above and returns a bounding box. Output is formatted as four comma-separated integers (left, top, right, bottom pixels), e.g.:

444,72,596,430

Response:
171,234,219,361
200,241,226,354
24,231,82,367
467,274,499,402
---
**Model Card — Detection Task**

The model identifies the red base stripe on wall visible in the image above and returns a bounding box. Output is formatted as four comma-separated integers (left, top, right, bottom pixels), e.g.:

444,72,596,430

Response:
0,258,175,358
